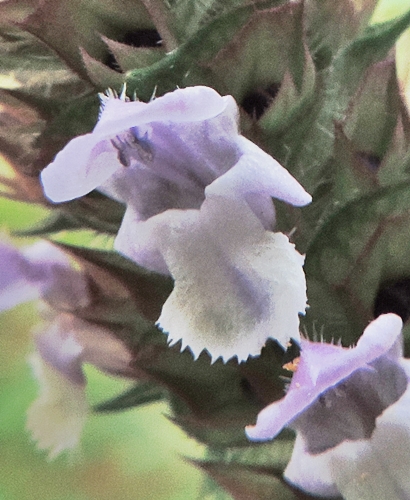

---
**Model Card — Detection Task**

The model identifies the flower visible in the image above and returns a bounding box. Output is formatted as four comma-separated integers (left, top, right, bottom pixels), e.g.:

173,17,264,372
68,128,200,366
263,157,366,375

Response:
27,311,135,458
0,239,135,457
246,314,410,499
0,238,89,312
40,86,312,362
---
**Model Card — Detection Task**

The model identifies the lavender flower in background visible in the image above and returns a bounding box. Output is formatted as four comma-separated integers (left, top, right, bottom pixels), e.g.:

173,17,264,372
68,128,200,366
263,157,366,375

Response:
0,240,135,457
246,314,410,499
0,239,89,312
28,312,135,458
40,86,311,362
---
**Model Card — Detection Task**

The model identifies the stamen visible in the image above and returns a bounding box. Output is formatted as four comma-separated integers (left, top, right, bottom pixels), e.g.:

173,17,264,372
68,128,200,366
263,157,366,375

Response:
110,130,154,167
283,357,300,373
111,138,130,167
129,130,154,162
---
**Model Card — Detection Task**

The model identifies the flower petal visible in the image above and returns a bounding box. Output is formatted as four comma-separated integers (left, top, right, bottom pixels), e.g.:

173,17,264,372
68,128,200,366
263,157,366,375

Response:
206,136,312,209
148,197,306,362
41,87,233,203
331,360,410,500
40,134,120,202
95,86,233,135
26,352,88,459
284,434,341,498
114,206,170,274
23,241,90,310
0,240,41,311
246,314,403,441
34,314,86,385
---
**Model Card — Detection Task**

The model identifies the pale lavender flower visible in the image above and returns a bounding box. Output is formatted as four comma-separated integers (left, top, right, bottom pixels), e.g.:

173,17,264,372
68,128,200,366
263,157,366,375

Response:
27,311,135,458
40,86,311,361
0,239,89,312
0,239,134,457
246,314,410,499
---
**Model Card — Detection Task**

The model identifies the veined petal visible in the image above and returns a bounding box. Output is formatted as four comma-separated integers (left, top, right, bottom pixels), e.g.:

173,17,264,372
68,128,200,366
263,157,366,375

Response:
147,197,307,362
26,352,88,459
246,314,403,441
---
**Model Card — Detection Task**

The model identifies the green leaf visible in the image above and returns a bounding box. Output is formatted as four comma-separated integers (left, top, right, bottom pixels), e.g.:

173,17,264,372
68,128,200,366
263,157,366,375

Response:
55,243,173,326
285,8,410,194
0,0,36,27
94,381,165,412
0,30,93,175
0,90,44,177
259,49,316,134
0,32,89,109
49,230,115,251
125,0,284,101
15,192,125,236
103,36,165,72
304,0,379,70
378,113,410,186
139,0,286,48
13,211,81,236
134,337,286,448
328,57,410,207
199,475,234,500
19,0,154,78
205,2,309,102
305,0,359,70
304,180,410,344
342,59,400,157
331,123,379,206
194,461,303,500
80,49,124,89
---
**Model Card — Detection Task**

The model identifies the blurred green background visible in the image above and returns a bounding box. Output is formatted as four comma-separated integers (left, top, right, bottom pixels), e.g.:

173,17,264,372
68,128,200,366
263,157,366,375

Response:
1,1,410,499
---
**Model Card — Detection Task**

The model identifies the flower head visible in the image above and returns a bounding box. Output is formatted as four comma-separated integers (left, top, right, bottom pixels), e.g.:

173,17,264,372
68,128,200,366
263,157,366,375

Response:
246,314,410,498
40,86,311,362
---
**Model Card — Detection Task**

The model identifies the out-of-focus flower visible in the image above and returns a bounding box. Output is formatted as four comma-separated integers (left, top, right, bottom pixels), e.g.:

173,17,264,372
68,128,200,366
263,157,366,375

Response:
0,239,89,312
40,86,311,362
27,312,136,458
0,239,134,457
246,314,410,499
